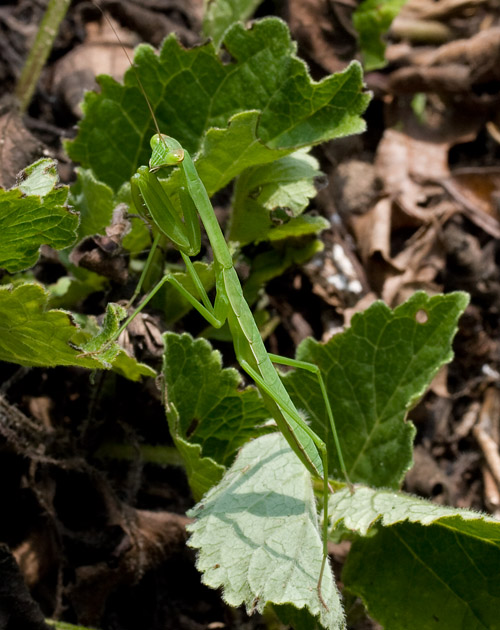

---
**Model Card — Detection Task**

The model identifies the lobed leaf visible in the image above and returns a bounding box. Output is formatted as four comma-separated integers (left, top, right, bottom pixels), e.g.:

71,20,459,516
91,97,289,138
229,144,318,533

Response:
283,291,470,487
66,19,369,193
0,158,78,272
187,433,344,629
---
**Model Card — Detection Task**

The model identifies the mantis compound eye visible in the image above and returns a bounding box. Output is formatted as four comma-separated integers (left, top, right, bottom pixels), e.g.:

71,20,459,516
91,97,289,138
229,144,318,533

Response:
170,148,184,162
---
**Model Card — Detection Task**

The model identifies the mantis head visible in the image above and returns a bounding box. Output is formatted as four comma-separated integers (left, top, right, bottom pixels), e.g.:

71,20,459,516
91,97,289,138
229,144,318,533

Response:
149,134,184,172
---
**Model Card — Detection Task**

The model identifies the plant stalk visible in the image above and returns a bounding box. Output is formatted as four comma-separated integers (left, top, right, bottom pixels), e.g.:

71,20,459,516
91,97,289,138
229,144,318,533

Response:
15,0,72,113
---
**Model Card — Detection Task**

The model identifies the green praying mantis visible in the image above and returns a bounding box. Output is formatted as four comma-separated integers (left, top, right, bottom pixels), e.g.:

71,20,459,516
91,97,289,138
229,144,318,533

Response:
97,11,353,611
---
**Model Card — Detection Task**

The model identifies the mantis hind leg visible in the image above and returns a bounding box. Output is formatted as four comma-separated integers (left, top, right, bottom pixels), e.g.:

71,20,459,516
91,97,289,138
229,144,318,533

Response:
238,356,333,610
268,353,352,490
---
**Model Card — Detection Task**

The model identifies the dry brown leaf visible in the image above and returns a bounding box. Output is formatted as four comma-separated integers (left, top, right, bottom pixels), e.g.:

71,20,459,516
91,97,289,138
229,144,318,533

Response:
0,110,44,189
52,16,136,117
443,167,500,237
287,0,358,73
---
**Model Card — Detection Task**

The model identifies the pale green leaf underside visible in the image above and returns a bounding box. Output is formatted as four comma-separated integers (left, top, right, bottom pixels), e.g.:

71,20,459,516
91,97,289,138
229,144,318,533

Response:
187,433,344,629
283,291,469,488
229,147,325,245
0,283,153,380
0,159,78,272
339,488,500,630
329,485,494,535
19,157,59,196
67,18,369,192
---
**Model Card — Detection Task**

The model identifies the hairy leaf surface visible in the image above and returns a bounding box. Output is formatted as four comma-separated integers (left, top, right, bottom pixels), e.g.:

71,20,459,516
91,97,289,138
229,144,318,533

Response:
187,433,344,630
334,487,500,630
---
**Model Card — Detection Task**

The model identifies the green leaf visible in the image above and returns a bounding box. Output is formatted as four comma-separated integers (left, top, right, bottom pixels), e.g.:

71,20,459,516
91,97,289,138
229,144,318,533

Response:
162,332,270,498
0,158,78,272
187,433,344,629
0,283,154,380
67,19,369,192
19,158,59,196
353,0,409,71
110,349,157,381
78,302,127,366
75,303,156,379
165,400,226,502
283,291,470,487
203,0,265,48
69,167,115,239
267,215,330,242
229,148,327,245
0,283,101,369
334,487,500,630
329,485,493,534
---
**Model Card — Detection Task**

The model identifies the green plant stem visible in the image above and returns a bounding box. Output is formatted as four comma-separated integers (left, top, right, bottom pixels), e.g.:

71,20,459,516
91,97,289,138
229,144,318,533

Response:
15,0,72,113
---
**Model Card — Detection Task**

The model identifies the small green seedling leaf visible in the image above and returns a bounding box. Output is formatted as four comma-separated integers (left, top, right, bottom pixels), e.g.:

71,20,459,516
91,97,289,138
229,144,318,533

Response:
74,303,156,379
78,302,127,366
353,0,409,71
162,332,270,499
67,19,369,193
229,148,327,245
283,291,470,487
267,215,330,242
332,487,500,630
0,158,78,272
203,0,265,48
0,283,154,380
187,433,344,630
